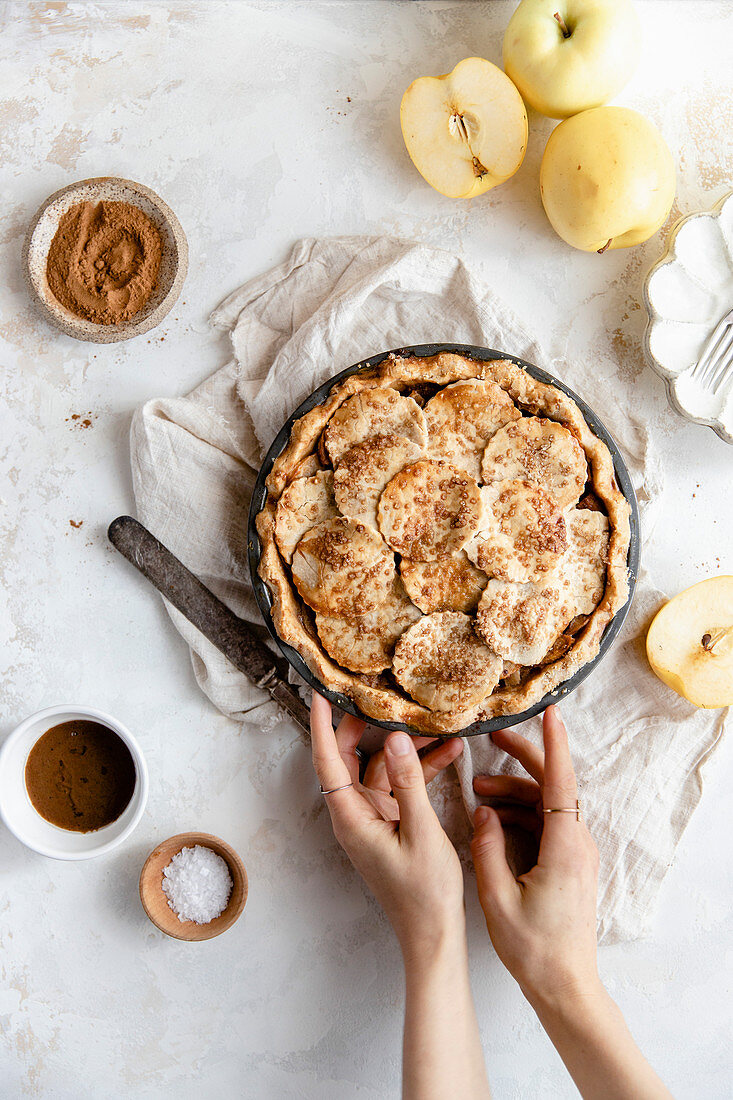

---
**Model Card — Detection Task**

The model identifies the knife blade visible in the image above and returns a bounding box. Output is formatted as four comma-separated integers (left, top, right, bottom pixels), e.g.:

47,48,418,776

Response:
107,515,311,734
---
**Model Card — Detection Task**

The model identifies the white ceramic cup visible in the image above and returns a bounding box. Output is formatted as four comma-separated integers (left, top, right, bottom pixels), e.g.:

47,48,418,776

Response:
0,705,149,860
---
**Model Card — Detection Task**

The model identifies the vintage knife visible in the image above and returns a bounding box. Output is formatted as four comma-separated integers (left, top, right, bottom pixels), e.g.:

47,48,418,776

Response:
107,515,311,734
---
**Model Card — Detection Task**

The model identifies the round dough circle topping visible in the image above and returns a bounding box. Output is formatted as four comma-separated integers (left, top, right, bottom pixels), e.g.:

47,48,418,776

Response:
377,460,481,561
291,516,396,615
550,508,609,615
324,387,427,465
481,416,587,509
315,577,421,674
274,470,338,563
475,579,577,667
333,433,423,531
392,611,503,712
465,479,568,582
399,551,488,614
424,378,521,479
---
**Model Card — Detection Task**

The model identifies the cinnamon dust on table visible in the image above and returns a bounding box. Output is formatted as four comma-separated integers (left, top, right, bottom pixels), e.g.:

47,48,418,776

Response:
65,411,95,429
46,200,162,325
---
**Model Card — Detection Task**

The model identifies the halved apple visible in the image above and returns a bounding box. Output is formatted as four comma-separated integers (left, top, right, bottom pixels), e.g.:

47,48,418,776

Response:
400,57,528,198
646,577,733,709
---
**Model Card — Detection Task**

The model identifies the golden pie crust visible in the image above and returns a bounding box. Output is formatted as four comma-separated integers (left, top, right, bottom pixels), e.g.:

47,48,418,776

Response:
255,352,631,735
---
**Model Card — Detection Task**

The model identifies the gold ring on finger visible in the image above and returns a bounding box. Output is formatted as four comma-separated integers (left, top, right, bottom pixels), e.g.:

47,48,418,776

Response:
542,799,581,821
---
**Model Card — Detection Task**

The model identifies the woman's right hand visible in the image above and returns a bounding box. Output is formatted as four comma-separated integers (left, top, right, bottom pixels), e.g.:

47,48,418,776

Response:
310,692,466,956
470,705,601,1010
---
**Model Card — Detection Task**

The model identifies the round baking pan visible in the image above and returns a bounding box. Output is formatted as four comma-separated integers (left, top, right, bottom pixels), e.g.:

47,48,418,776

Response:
248,343,640,737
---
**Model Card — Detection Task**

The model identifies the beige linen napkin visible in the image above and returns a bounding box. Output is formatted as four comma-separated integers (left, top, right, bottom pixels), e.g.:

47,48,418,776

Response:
130,236,727,944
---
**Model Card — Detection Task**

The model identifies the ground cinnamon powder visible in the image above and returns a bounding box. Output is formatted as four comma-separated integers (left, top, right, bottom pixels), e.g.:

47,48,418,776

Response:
46,200,162,325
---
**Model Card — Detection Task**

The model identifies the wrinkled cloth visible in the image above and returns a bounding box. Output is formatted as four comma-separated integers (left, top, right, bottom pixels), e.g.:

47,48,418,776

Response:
131,236,726,944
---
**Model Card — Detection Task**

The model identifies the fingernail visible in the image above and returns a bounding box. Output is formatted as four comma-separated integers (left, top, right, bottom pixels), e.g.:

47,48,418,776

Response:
474,805,491,825
386,732,412,756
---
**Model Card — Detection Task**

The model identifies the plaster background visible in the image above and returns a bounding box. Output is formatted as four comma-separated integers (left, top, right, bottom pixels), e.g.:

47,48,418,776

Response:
0,2,731,1097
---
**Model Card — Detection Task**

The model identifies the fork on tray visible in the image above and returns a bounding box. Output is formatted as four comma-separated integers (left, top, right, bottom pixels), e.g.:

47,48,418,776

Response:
692,306,733,395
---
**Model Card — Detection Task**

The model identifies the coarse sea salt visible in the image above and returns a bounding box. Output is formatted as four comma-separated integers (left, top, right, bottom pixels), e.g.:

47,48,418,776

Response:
162,844,233,924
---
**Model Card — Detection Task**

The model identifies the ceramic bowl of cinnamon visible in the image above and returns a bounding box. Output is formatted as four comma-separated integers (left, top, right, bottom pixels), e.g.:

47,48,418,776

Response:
22,176,188,343
0,704,149,859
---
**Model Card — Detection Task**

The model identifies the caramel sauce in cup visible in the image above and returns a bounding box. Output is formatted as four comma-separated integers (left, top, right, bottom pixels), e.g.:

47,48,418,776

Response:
25,720,136,833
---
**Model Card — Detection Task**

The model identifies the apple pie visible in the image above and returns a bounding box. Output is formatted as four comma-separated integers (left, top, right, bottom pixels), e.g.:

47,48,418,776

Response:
255,352,631,735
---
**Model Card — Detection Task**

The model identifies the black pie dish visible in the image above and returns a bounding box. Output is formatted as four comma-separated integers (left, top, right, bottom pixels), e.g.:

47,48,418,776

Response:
248,343,640,738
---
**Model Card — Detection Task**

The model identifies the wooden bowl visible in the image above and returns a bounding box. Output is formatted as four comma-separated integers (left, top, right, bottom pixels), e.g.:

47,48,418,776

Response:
139,832,247,941
22,176,188,343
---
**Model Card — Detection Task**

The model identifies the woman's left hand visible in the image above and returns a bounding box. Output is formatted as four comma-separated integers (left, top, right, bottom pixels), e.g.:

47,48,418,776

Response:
310,693,465,957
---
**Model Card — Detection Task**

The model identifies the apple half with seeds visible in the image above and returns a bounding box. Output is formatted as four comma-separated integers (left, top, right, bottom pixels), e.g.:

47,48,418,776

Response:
400,57,528,198
646,577,733,709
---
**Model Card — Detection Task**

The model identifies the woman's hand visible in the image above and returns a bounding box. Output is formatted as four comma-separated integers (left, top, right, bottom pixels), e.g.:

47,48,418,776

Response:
471,705,672,1099
312,694,492,1100
310,692,464,956
470,705,600,1008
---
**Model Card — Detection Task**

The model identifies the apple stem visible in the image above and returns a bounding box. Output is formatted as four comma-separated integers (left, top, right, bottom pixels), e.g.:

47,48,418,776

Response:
597,239,612,254
702,627,731,653
553,11,571,37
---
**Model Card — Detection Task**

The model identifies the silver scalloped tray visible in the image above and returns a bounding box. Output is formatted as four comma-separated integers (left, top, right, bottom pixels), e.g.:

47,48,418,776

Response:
643,191,733,445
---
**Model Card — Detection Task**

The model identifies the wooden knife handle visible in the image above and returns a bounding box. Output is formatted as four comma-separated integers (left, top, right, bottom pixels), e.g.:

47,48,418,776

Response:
108,516,311,734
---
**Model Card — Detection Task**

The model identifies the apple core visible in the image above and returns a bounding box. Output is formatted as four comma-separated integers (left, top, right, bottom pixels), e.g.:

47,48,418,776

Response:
448,112,489,179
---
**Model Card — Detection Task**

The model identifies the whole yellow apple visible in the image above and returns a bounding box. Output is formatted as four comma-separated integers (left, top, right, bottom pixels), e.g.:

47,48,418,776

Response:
400,57,528,198
503,0,641,119
539,106,676,252
646,577,733,709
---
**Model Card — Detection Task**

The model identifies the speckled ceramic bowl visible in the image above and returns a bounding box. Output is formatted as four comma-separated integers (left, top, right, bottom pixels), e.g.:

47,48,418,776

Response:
22,176,188,343
643,190,733,444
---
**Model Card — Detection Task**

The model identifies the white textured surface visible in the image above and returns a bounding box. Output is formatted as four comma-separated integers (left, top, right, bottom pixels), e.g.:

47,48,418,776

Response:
0,3,731,1098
